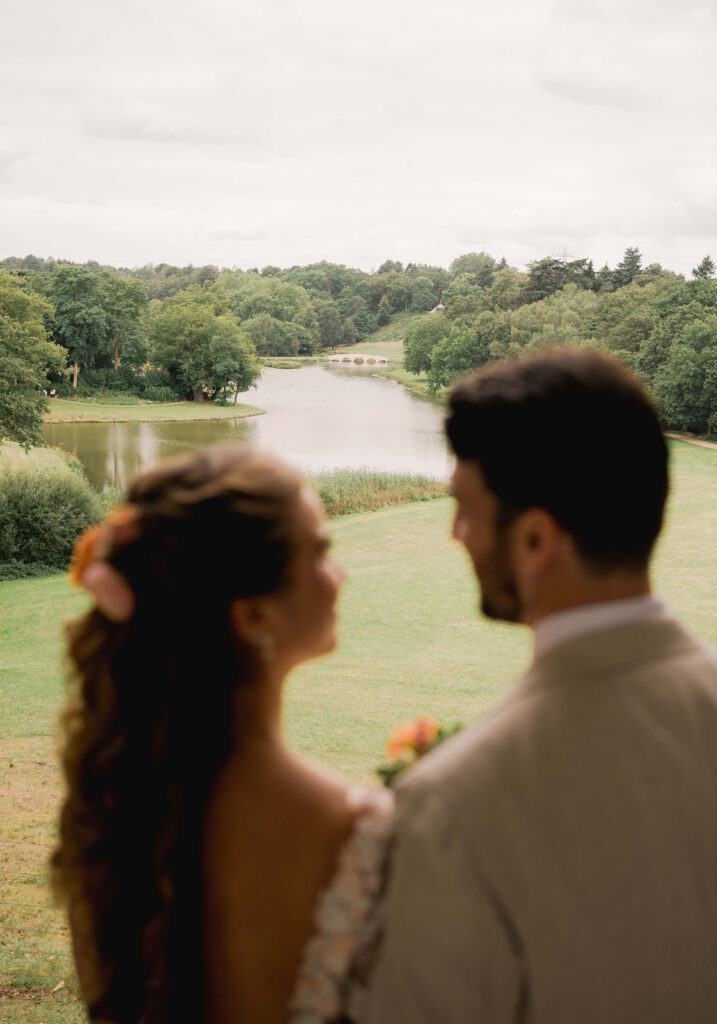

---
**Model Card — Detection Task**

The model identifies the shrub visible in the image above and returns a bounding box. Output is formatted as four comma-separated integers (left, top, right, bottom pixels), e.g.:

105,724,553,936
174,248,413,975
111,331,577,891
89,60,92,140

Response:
141,369,182,399
0,560,62,581
0,466,103,567
111,366,142,392
142,386,176,403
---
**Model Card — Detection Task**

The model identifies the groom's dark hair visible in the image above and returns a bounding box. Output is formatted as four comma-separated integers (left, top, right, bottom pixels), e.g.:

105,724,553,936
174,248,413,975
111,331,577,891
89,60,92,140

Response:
446,348,669,572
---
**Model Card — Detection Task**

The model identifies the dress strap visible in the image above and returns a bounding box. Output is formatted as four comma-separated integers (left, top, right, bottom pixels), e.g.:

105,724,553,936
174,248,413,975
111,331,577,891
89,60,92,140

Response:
287,786,394,1023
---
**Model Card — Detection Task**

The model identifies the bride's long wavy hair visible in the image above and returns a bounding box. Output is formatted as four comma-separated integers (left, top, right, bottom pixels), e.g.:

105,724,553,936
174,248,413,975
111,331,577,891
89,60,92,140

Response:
51,444,303,1023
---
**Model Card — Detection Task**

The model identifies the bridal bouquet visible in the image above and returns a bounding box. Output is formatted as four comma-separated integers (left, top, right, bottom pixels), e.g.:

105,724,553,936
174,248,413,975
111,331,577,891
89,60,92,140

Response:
376,715,462,787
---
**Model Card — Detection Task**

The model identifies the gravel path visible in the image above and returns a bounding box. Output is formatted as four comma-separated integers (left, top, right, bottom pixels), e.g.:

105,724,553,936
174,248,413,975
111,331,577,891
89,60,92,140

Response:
665,432,717,450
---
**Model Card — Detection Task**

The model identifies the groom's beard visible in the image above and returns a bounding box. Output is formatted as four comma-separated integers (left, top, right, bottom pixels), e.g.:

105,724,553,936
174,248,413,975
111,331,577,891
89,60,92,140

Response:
477,528,523,624
480,571,522,623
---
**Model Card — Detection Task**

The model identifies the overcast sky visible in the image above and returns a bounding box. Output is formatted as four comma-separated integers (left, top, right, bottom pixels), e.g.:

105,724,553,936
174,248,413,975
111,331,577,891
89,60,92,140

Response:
2,0,715,274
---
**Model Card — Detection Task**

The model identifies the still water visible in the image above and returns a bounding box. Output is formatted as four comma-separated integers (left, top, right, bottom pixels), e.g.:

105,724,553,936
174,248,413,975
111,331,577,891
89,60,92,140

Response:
43,365,453,492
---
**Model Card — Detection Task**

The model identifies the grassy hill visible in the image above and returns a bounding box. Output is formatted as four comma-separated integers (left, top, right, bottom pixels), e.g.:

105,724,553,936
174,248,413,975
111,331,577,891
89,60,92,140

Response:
333,312,438,395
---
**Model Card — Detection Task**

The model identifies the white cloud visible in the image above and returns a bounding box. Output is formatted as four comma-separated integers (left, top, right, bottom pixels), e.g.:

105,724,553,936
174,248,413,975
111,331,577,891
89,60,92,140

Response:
1,0,715,272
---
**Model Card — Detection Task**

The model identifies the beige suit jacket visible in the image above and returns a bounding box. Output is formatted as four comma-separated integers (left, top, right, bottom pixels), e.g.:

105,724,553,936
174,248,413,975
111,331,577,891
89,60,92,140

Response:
366,619,717,1023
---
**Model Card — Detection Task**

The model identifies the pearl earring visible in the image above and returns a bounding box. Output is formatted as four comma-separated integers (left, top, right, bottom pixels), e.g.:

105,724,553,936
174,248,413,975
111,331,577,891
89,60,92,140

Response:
256,631,275,662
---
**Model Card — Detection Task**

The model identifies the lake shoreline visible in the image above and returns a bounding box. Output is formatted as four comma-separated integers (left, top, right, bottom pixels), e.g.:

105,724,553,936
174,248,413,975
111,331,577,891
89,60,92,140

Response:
44,399,266,424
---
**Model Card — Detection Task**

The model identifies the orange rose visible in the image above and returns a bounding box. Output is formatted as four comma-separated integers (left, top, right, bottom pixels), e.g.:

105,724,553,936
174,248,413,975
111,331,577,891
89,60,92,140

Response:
386,716,440,760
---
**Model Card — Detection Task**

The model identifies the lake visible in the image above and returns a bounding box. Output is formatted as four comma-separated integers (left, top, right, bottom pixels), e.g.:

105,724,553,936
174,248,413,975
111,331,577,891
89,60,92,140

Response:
44,365,453,491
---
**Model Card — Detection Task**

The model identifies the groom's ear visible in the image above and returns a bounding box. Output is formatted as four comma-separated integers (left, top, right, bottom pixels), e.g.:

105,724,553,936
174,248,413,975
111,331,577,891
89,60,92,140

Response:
512,508,564,576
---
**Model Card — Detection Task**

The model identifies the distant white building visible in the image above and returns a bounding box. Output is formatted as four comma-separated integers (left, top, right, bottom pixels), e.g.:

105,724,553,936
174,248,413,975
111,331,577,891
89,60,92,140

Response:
430,303,445,313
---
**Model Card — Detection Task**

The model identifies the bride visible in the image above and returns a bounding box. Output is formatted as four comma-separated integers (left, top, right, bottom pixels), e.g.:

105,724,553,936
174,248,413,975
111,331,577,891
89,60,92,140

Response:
52,444,393,1024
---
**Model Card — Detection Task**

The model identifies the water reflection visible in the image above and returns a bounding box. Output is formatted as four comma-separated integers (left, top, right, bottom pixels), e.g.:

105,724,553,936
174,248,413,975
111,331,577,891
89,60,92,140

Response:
44,364,452,491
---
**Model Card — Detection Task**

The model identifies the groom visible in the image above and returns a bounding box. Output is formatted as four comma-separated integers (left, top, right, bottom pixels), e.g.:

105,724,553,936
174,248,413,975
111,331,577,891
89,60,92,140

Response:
366,349,717,1023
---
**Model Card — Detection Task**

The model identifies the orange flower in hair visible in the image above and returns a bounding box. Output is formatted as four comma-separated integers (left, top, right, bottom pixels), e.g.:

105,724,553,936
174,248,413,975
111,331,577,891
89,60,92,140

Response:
69,525,107,586
69,504,140,586
69,505,141,622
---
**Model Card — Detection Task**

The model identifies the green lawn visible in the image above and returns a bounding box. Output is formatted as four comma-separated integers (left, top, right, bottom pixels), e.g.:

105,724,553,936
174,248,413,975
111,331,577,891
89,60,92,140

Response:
0,443,70,473
0,439,714,1020
44,398,264,424
332,313,430,364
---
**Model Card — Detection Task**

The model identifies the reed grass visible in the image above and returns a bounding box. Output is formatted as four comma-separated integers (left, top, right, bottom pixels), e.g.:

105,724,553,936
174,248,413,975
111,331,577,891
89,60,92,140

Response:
310,469,446,517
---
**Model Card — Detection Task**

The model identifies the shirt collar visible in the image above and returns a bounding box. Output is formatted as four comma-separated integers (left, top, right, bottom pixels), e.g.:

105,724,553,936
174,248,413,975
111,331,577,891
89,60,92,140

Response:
533,594,671,662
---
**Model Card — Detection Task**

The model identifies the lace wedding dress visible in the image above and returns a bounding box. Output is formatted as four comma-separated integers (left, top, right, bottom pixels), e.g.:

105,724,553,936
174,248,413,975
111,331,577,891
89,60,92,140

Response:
288,787,394,1024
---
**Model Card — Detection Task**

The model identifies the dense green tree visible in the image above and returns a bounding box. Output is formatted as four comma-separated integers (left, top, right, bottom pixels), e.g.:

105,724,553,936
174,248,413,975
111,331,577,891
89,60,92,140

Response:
341,318,358,345
522,257,571,304
129,263,219,300
701,347,717,435
692,255,716,280
314,301,344,349
377,259,403,275
595,263,616,293
653,346,710,430
149,286,259,400
481,268,527,311
386,275,412,313
410,276,437,313
678,315,717,354
376,294,391,327
207,321,262,405
350,304,376,339
242,314,305,357
49,265,111,388
279,261,367,300
613,247,643,288
99,270,148,370
580,282,663,353
633,280,717,386
219,271,320,354
444,293,484,322
368,272,395,312
0,273,65,447
449,252,497,289
427,313,497,392
405,263,450,297
639,264,678,286
442,274,482,305
508,284,600,351
565,258,596,291
403,316,452,374
336,293,375,339
651,279,717,340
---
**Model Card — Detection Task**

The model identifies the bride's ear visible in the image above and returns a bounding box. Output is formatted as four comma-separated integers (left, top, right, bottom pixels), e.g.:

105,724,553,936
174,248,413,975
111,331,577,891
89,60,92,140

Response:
229,597,273,646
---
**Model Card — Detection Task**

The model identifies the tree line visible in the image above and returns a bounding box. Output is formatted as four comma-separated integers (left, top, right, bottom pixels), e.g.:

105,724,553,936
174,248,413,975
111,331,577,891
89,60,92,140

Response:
404,249,717,436
1,248,715,447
